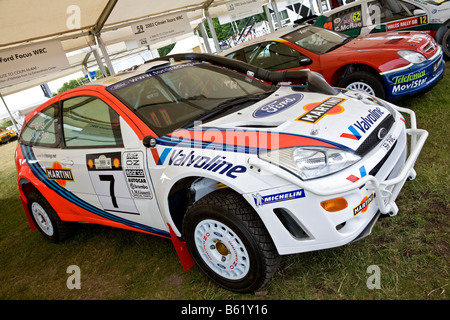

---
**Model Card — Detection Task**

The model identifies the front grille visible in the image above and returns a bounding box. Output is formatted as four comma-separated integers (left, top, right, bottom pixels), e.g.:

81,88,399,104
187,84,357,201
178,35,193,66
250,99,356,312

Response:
355,114,395,156
423,40,436,54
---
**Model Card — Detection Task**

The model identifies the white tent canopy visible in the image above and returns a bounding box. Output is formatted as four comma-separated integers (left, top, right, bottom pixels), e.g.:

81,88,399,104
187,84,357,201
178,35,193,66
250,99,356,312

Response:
0,0,239,50
2,0,307,125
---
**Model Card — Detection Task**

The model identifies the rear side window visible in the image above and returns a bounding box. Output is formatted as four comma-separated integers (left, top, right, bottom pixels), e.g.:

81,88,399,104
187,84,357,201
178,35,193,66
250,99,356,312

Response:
62,96,123,148
20,104,60,147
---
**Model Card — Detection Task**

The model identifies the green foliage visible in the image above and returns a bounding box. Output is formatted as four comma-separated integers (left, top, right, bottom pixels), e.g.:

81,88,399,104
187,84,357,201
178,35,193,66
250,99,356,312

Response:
158,43,176,57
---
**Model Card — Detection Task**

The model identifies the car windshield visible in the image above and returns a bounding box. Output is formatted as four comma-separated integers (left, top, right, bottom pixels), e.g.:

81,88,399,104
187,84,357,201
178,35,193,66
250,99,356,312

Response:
282,25,351,54
108,62,275,136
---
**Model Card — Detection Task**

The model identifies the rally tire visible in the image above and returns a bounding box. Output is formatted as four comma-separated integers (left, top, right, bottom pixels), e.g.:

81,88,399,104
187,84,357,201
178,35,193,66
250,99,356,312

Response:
27,190,75,243
338,71,386,99
182,189,281,293
442,28,450,59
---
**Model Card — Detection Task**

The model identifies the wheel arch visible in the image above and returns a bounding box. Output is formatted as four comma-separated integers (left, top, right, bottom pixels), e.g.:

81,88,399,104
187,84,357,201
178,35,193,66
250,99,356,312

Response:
167,175,244,236
331,63,385,88
435,20,450,45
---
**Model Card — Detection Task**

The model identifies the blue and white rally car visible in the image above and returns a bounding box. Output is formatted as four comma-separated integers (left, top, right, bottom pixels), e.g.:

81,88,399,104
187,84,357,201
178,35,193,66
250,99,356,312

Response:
15,54,428,292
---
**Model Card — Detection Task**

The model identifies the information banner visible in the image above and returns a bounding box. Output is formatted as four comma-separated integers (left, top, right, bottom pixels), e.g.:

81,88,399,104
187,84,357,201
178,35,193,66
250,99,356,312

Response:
0,40,70,88
226,0,263,21
130,12,192,48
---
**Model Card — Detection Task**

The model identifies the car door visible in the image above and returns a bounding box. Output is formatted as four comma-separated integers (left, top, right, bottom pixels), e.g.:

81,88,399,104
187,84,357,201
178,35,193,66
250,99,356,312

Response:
58,90,167,234
364,0,429,34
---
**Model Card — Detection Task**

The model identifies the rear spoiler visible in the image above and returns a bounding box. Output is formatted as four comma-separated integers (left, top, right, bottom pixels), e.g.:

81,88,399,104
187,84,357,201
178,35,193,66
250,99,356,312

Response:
151,53,339,96
294,15,318,25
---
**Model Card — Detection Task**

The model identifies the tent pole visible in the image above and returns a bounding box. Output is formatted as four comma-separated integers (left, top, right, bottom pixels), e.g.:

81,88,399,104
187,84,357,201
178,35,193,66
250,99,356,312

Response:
95,34,116,75
205,9,220,53
0,92,19,133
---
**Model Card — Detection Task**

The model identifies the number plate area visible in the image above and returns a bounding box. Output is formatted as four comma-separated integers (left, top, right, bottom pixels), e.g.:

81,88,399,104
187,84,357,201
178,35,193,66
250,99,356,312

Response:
380,134,396,152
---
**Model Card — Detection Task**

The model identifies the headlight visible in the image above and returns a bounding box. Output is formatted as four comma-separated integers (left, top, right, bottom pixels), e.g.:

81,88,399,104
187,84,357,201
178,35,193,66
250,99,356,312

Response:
397,50,426,64
259,147,361,180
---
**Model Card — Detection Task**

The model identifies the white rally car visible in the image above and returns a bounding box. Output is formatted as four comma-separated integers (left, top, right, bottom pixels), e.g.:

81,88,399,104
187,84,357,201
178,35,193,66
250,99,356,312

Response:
314,0,450,57
15,54,428,293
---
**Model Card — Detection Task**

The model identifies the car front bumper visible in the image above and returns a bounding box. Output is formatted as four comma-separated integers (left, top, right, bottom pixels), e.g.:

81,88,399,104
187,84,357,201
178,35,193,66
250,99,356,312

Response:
246,106,428,255
382,46,445,100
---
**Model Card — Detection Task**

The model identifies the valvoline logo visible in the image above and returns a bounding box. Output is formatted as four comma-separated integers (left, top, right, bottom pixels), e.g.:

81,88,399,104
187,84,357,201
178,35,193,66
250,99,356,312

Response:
252,93,303,118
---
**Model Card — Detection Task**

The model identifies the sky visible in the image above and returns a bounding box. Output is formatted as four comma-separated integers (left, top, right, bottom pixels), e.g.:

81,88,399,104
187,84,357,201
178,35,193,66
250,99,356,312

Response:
0,72,84,120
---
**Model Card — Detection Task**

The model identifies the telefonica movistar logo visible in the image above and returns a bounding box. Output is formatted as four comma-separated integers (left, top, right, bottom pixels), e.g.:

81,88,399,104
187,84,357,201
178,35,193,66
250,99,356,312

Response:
392,70,426,85
253,93,303,118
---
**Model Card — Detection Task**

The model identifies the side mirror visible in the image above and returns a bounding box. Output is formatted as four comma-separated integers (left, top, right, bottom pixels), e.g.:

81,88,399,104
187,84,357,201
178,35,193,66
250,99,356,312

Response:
413,9,426,15
143,135,157,148
300,57,312,66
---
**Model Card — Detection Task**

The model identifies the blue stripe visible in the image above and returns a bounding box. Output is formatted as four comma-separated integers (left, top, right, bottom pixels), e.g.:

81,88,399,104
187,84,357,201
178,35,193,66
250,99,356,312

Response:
22,145,170,238
157,128,353,153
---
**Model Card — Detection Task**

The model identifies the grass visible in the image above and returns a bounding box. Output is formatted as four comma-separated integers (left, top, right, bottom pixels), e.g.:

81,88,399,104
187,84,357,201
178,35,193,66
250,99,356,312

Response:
0,62,448,301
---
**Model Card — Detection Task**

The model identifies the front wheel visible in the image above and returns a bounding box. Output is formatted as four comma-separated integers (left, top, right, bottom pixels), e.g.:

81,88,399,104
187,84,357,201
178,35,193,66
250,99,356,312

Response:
182,189,280,293
338,71,386,99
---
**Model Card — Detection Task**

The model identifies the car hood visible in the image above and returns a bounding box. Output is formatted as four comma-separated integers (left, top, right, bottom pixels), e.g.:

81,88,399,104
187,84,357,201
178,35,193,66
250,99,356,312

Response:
338,31,437,58
170,87,394,155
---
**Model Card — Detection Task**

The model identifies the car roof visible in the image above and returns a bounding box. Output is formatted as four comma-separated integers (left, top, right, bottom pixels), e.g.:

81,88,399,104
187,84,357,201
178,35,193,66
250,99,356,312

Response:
82,60,172,88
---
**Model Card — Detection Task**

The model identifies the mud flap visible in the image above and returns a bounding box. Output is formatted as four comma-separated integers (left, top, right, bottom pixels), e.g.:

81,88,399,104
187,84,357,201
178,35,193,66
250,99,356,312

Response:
352,212,381,243
168,223,195,271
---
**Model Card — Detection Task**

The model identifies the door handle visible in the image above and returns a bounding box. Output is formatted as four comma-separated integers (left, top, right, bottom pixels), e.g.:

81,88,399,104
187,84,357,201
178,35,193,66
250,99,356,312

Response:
61,157,74,167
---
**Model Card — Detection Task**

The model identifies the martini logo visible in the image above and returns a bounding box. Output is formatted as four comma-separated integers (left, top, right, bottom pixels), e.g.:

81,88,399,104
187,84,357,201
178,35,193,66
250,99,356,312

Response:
296,97,345,124
45,162,74,187
353,193,374,216
253,93,303,118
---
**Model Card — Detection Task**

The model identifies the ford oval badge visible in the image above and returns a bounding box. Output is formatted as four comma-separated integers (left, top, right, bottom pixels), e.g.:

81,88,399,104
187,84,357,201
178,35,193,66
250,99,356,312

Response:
252,93,303,118
377,127,388,140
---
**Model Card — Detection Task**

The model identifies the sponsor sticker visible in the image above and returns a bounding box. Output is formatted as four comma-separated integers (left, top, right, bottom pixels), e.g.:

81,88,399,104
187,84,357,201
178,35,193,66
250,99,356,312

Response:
123,151,153,199
151,148,247,179
252,93,303,118
340,107,385,140
353,193,375,216
45,161,74,187
252,189,305,207
296,97,345,124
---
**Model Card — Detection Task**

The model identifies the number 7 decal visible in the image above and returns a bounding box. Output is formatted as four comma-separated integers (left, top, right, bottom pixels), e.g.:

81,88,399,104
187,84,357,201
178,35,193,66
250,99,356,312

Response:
99,174,118,208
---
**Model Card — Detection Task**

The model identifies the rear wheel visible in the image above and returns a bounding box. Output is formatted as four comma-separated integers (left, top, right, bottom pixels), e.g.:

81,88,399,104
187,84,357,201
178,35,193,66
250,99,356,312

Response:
182,189,280,293
442,28,450,59
338,71,386,99
27,191,75,243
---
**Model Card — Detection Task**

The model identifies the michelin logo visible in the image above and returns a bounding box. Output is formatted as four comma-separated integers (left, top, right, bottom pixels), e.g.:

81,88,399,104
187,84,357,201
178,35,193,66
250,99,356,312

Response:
252,189,305,207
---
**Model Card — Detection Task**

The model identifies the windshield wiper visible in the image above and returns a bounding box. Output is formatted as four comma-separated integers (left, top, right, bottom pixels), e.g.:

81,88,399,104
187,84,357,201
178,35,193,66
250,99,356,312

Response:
182,91,273,128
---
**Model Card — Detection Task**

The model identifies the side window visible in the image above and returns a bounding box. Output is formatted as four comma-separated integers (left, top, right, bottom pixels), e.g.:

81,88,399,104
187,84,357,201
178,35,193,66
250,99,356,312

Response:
225,50,245,62
248,42,302,71
20,103,60,147
62,96,123,148
368,0,419,24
